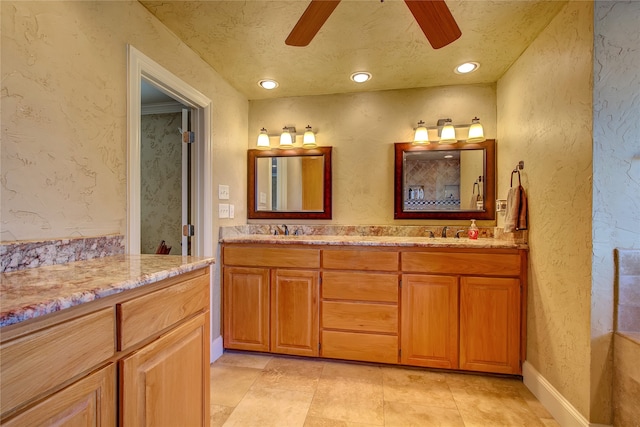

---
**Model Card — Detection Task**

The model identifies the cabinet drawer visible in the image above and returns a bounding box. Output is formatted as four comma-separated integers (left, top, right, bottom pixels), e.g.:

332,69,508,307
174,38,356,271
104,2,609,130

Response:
224,246,320,268
402,251,521,276
322,272,398,302
0,308,115,417
323,249,398,271
118,270,209,350
322,330,397,364
322,301,397,333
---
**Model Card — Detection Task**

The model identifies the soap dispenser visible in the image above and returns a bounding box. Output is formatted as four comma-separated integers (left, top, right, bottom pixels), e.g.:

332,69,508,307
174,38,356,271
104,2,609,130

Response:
468,219,479,240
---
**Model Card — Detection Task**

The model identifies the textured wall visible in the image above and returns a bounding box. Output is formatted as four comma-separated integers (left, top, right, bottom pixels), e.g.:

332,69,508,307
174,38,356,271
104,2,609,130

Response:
497,1,593,420
140,113,182,255
249,85,497,226
1,1,249,243
1,1,249,344
592,1,640,423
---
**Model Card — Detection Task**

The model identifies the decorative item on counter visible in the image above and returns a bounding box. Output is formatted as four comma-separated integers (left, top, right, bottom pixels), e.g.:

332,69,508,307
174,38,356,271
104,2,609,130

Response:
468,219,479,240
155,240,171,254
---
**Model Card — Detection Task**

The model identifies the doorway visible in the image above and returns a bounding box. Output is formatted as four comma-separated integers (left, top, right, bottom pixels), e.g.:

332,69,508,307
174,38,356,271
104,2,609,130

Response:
127,45,213,257
140,81,192,255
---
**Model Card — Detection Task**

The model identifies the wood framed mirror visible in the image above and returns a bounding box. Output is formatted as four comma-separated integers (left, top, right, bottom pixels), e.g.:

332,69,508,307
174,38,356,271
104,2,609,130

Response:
394,140,495,220
248,147,332,219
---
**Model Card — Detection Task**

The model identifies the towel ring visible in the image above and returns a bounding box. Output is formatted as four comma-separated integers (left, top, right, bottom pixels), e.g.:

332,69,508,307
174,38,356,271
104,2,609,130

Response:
510,170,521,188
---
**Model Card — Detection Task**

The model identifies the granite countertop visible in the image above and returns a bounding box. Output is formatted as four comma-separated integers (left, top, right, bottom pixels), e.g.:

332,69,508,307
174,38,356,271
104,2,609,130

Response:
220,234,528,250
0,254,214,328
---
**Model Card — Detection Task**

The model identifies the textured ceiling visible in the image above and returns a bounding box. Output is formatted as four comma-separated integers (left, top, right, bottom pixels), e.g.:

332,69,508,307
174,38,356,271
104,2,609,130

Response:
139,0,567,100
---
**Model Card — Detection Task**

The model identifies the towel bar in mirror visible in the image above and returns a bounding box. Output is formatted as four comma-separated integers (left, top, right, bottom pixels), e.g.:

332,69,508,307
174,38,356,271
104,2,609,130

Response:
248,147,332,219
394,140,496,220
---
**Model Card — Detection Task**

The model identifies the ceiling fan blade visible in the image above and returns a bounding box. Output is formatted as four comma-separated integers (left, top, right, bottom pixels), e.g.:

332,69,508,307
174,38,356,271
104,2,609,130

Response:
404,0,462,49
285,0,341,47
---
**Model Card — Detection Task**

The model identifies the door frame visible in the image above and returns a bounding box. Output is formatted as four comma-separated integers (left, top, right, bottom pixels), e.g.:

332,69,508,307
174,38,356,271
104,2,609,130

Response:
127,45,213,257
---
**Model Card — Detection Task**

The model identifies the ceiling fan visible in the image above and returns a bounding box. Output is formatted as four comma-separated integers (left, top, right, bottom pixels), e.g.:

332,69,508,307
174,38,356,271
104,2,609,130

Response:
285,0,462,49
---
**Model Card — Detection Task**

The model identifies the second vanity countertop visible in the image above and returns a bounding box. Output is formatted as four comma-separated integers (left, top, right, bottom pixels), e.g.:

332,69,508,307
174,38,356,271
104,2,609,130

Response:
0,254,214,328
220,234,528,250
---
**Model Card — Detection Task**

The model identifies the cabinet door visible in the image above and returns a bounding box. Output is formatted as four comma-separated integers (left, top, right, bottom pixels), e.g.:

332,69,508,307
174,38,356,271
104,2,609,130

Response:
271,269,319,356
401,275,459,369
120,313,209,426
2,364,115,427
460,276,521,374
223,267,270,351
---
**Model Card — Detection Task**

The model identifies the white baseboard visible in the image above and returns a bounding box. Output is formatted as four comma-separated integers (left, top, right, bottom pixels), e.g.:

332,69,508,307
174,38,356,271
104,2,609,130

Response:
210,336,224,363
522,361,611,427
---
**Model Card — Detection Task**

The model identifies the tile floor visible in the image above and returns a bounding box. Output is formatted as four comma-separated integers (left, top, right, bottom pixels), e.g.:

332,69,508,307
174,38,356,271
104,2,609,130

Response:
210,351,560,427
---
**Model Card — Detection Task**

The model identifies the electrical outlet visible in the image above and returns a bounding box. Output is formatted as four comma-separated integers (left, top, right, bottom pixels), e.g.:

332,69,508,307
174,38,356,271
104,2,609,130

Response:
218,184,230,200
229,204,235,219
496,199,508,212
218,203,230,218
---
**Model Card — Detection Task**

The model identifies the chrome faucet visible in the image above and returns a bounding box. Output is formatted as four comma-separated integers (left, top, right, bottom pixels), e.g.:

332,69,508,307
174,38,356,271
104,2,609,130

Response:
427,230,435,238
441,226,449,238
282,224,289,236
455,230,466,238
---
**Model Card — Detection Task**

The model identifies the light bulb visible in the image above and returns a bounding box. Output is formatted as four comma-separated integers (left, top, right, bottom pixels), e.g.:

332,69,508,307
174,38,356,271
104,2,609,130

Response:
256,128,270,149
302,125,317,148
412,120,430,145
279,127,293,148
466,117,486,143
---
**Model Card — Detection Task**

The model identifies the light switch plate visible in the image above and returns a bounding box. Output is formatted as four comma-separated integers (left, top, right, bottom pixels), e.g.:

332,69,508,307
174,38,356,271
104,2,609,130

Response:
218,184,230,200
218,203,230,218
496,199,508,212
229,204,235,219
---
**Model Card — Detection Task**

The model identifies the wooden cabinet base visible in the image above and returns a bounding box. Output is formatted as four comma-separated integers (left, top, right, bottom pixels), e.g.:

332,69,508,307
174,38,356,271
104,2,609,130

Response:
2,364,115,427
322,330,398,364
120,313,209,426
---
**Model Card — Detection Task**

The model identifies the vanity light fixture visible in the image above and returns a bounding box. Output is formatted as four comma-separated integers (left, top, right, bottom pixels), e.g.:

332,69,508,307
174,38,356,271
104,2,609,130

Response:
454,62,479,74
466,117,486,143
412,117,486,144
256,127,270,149
350,72,371,83
279,126,294,148
302,125,317,148
412,120,430,145
258,79,278,90
439,119,457,143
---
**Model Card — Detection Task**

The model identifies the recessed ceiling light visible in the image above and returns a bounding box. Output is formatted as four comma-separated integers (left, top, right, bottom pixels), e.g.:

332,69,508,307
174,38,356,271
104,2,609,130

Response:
350,72,372,83
258,79,278,90
454,62,480,74
444,154,454,159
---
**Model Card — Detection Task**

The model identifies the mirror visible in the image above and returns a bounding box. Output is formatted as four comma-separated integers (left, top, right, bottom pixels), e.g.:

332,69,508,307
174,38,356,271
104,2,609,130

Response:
248,147,332,219
394,140,495,220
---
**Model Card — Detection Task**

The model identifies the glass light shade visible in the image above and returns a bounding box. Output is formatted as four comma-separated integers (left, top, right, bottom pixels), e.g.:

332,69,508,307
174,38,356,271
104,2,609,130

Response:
279,127,293,148
256,128,270,149
467,118,485,143
302,125,317,148
439,121,457,143
412,121,430,145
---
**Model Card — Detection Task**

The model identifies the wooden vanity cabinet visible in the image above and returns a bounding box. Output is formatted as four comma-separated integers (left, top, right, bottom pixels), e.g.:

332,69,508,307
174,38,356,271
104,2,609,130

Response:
320,249,400,364
222,245,320,357
0,267,211,426
400,274,459,369
401,249,526,375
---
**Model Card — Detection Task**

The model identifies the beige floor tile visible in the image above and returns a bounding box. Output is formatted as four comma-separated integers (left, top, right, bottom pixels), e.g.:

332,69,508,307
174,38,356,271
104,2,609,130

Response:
253,356,324,394
451,387,545,427
304,416,379,427
222,386,314,427
214,351,273,369
383,401,465,427
210,404,234,427
308,376,384,425
210,364,261,406
322,360,383,384
382,366,457,409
